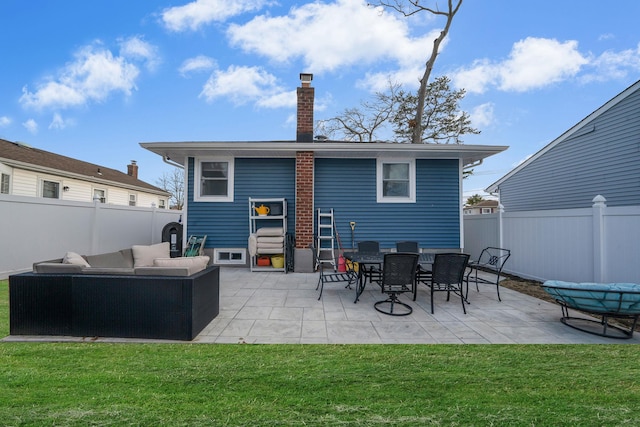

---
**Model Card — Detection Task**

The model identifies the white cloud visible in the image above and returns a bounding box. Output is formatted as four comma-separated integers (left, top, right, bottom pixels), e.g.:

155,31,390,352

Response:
598,33,615,41
22,119,38,134
452,37,589,93
19,42,144,111
179,55,217,77
48,113,75,130
200,65,285,106
227,0,433,74
0,116,11,127
161,0,271,32
119,36,160,71
470,102,495,128
581,43,640,83
256,90,296,108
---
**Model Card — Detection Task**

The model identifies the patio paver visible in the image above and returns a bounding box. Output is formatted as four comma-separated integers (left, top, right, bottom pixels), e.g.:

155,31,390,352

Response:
5,267,640,344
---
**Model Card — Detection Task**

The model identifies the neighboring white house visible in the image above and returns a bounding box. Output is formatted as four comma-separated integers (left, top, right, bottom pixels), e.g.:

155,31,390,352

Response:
0,138,170,208
463,199,499,215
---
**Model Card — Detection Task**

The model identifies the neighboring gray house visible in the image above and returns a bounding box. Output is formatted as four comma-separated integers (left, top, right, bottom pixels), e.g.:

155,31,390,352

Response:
0,138,170,208
142,74,507,272
487,79,640,210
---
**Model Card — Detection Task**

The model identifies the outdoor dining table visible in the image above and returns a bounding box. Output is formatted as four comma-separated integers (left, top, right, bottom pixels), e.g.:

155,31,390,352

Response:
342,251,434,303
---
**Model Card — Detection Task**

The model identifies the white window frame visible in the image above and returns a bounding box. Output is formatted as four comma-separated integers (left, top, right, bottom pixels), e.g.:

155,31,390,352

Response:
41,179,61,199
213,248,246,265
481,207,492,214
158,199,166,209
0,173,9,194
93,188,106,203
129,193,137,207
376,158,416,203
194,157,234,202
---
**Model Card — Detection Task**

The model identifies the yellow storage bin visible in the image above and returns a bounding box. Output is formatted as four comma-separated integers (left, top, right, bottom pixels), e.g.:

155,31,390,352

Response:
271,255,284,269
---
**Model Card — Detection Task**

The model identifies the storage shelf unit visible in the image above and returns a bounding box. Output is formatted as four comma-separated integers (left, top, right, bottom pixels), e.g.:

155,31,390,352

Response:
248,198,287,272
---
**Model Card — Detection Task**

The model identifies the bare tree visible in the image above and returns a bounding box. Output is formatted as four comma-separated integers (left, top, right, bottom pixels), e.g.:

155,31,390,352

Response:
316,81,403,142
317,76,478,144
376,0,464,143
156,168,184,210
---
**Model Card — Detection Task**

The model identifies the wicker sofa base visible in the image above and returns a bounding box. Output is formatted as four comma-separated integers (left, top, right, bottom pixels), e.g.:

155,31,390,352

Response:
9,267,219,341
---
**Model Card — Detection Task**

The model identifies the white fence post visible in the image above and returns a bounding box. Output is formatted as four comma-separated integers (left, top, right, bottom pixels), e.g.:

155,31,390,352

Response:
592,195,606,282
498,202,504,249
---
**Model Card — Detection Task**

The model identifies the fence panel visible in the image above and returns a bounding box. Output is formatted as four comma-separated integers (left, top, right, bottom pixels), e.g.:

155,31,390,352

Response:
603,205,640,283
463,199,640,283
1,195,182,278
463,213,499,260
501,209,593,282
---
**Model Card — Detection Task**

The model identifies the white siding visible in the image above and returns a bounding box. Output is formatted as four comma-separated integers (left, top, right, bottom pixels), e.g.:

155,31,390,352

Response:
4,167,166,207
12,169,39,196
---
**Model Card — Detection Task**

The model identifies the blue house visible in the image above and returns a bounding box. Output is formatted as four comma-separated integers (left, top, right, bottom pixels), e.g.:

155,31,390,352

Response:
142,74,507,272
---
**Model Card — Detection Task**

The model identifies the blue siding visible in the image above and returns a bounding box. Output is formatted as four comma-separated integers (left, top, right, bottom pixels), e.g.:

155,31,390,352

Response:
500,87,640,211
315,158,460,249
186,157,296,248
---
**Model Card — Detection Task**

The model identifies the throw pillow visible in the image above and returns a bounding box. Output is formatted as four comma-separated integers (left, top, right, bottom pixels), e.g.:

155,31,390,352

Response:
63,251,90,267
132,242,170,267
153,256,210,270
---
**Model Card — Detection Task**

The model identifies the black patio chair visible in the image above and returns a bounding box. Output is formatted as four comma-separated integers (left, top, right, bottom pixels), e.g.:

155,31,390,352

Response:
465,247,511,301
427,253,470,314
310,244,356,300
373,253,419,316
358,241,381,285
395,241,431,301
395,241,419,253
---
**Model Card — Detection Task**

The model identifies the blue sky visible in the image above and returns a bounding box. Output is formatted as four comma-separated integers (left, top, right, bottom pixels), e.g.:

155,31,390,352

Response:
2,0,640,198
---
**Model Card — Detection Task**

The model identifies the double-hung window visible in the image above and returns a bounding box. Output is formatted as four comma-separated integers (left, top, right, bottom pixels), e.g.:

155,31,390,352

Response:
0,173,9,194
376,159,415,203
42,180,60,199
93,188,106,203
195,158,234,202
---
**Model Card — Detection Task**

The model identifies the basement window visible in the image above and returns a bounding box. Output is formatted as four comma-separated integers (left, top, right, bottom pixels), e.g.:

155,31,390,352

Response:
213,248,246,265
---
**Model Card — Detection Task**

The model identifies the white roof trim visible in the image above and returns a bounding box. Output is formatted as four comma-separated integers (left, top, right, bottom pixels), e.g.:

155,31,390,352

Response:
486,79,640,193
140,141,508,168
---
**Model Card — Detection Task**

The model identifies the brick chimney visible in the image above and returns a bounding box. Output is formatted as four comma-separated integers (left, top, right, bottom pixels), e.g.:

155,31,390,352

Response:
296,73,314,142
294,73,316,272
127,160,138,179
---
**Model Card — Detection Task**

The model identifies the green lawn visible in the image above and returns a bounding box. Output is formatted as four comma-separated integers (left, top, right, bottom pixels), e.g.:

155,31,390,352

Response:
1,279,639,426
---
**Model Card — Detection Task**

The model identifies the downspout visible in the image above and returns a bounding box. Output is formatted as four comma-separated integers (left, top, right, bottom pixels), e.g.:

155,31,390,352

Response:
162,155,187,250
465,158,483,171
163,156,183,169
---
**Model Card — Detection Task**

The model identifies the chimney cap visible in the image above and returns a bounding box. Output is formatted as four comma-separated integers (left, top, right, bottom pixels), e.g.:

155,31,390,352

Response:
299,73,313,83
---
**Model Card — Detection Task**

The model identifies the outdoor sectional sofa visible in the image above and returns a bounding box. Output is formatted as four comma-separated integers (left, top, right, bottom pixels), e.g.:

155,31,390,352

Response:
9,242,220,341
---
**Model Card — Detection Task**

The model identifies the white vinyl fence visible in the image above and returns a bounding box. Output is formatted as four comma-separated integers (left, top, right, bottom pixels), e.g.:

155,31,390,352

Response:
0,194,182,278
463,195,640,284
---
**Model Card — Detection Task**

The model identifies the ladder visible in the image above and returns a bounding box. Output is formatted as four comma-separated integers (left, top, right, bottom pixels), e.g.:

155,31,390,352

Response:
316,209,336,270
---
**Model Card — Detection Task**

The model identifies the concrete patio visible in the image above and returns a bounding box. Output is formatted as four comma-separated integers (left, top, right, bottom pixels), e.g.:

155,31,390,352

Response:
194,267,640,344
5,267,639,344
